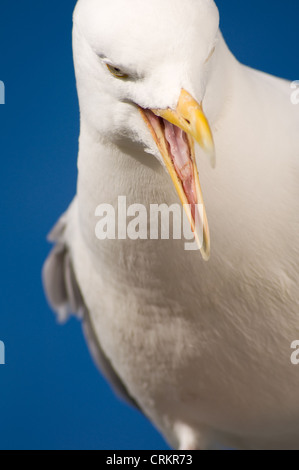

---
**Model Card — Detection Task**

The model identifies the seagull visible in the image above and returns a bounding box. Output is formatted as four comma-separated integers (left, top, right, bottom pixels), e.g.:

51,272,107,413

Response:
43,0,299,450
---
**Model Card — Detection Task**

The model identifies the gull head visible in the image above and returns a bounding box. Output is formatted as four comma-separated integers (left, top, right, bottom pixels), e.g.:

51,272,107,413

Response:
73,0,220,260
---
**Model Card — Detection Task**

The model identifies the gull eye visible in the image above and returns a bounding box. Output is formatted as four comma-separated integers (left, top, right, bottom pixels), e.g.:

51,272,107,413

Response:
106,64,128,79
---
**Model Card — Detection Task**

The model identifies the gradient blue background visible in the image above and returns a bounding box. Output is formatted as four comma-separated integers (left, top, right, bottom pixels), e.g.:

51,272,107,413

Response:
0,0,298,450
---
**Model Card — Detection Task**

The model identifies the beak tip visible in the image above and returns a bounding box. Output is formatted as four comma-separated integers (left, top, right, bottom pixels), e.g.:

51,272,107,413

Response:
202,143,216,169
201,248,210,262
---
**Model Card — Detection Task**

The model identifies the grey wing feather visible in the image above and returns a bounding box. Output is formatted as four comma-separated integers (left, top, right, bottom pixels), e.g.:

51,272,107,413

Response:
42,211,139,410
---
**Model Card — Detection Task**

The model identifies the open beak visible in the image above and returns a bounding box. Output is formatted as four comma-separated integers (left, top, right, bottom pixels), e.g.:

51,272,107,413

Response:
139,89,215,261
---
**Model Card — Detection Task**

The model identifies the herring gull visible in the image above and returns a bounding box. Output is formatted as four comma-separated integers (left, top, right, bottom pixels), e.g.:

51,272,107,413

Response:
43,0,299,450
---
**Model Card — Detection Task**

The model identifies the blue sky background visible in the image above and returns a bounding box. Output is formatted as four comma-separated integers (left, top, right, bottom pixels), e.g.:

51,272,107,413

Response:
0,0,298,450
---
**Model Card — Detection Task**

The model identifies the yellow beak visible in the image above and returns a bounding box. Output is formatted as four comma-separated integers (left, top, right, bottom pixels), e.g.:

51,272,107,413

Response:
153,89,215,168
139,89,215,261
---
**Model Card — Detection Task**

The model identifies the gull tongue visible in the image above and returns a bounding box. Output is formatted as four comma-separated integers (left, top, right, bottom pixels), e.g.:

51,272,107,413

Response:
139,107,210,258
163,120,197,219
